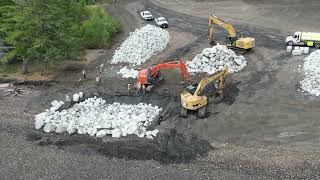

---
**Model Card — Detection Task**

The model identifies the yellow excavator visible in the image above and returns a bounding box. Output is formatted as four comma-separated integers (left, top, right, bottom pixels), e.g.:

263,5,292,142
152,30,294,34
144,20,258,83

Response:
208,14,255,53
180,67,229,118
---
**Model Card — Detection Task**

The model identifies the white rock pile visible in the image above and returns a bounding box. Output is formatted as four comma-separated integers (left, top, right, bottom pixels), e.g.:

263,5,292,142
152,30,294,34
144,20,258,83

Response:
186,44,247,74
117,67,139,79
35,97,162,139
111,24,170,66
300,50,320,96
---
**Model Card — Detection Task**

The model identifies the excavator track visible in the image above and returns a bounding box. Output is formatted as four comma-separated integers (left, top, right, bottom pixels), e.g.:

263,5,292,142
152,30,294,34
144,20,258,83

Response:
227,46,249,54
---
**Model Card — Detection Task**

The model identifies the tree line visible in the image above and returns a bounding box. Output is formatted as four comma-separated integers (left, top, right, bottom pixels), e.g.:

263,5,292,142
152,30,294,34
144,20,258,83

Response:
0,0,120,74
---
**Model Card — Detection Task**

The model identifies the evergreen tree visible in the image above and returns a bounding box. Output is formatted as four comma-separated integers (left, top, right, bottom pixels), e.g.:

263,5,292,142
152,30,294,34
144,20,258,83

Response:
1,0,86,73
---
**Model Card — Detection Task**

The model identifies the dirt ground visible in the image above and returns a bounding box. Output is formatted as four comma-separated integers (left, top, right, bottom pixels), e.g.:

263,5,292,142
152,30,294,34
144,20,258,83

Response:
1,0,320,179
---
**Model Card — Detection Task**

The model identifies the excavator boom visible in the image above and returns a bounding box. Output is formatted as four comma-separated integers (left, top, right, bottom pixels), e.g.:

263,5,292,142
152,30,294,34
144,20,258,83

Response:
194,66,228,97
135,59,191,93
180,66,229,117
149,60,190,81
208,14,237,44
208,14,255,51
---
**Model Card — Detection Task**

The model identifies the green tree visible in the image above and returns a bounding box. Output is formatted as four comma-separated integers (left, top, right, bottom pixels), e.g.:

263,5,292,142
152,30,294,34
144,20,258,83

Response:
81,6,120,49
0,0,15,6
1,0,86,74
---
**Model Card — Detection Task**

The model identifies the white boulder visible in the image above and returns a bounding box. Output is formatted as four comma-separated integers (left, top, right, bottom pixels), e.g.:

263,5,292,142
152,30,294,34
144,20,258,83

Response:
73,94,80,102
117,67,139,79
35,97,162,139
110,24,170,66
186,44,247,75
292,49,303,56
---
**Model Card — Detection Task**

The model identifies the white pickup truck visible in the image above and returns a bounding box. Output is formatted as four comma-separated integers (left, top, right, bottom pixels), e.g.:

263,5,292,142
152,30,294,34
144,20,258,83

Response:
286,32,320,48
140,10,153,21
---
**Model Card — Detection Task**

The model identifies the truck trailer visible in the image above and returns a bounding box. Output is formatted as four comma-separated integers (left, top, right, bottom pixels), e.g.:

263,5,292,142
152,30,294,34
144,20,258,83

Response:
286,32,320,48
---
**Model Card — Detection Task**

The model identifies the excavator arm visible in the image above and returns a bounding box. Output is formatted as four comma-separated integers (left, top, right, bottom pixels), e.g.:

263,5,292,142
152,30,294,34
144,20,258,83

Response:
208,14,237,45
193,66,228,97
149,60,190,82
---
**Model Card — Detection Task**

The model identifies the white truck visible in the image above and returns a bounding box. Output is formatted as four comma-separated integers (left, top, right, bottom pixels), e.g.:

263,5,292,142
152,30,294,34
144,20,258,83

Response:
286,32,320,48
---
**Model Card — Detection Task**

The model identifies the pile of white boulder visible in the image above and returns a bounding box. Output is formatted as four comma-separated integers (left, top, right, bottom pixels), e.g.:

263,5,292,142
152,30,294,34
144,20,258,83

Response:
111,24,170,66
186,44,247,75
300,50,320,96
117,67,139,79
35,96,162,139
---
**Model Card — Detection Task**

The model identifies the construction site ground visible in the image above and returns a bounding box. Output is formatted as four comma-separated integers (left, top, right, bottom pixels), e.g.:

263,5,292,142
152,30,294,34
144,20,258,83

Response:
1,0,320,179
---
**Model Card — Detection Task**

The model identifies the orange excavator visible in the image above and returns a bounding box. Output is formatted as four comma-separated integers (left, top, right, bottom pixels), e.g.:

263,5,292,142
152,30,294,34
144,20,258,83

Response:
133,60,191,93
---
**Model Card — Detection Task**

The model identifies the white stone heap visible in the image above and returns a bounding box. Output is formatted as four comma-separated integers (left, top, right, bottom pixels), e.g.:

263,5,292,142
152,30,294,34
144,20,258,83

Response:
117,67,139,79
186,44,247,74
300,50,320,96
35,96,162,139
111,24,170,66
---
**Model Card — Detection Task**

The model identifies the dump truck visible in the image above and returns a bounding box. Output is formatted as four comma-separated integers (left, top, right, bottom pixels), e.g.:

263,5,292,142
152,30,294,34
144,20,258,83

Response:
286,32,320,48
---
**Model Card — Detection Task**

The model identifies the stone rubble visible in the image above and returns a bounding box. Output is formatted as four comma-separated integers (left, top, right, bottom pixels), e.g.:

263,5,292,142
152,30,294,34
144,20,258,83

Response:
34,96,162,139
117,67,139,79
186,44,247,75
111,24,170,66
300,50,320,96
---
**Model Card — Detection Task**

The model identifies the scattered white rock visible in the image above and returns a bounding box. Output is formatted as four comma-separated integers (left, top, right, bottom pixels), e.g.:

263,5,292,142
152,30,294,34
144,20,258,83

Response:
34,112,47,129
0,83,11,88
35,97,162,139
303,47,310,54
96,130,108,138
55,125,67,133
287,46,292,52
65,95,71,102
111,25,170,66
292,49,303,56
111,129,122,138
73,93,80,102
300,50,320,96
79,92,84,99
117,67,139,79
43,124,56,133
145,129,159,140
50,100,64,111
186,44,247,74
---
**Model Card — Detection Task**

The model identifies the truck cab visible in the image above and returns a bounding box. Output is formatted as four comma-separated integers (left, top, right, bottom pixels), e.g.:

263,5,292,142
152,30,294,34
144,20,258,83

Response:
286,32,302,46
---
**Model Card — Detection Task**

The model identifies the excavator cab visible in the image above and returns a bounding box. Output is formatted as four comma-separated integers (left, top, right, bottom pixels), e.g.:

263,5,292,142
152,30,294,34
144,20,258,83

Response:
226,36,237,47
180,67,228,118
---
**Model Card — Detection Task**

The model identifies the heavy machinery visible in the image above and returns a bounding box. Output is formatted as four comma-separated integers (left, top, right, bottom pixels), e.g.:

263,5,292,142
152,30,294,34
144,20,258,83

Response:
208,14,255,53
286,32,320,48
133,60,191,93
180,66,228,118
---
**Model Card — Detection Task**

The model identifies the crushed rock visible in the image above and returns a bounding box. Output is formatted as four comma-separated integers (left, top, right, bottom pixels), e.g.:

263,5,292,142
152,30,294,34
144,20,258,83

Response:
300,50,320,96
117,67,139,79
34,96,162,139
186,44,247,75
111,24,170,66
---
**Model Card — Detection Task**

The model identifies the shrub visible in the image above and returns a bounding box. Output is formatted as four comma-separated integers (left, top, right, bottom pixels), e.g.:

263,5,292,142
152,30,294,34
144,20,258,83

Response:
81,6,120,49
